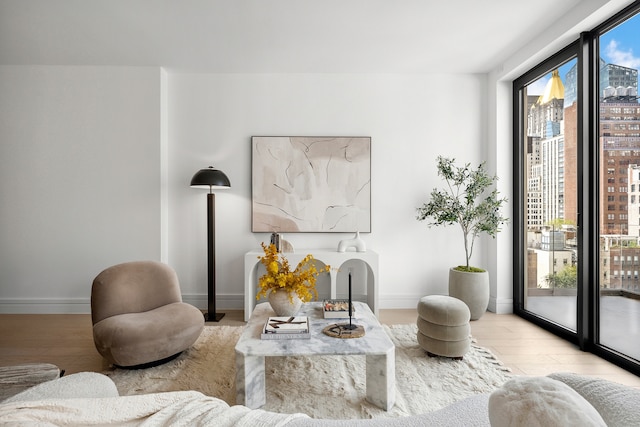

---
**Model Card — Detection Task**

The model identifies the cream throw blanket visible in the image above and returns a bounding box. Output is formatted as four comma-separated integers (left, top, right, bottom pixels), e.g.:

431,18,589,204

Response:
0,391,308,426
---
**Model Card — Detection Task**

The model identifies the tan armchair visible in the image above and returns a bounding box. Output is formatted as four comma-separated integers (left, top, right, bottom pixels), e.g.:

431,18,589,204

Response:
91,261,204,368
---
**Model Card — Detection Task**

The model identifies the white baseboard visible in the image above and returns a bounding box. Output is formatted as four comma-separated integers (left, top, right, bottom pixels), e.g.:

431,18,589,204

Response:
489,296,514,314
181,294,245,310
0,294,514,314
378,294,512,313
0,295,246,314
0,298,91,314
377,294,427,309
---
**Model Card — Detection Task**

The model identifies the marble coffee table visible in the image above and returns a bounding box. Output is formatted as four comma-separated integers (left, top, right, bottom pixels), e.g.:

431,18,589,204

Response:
235,301,395,411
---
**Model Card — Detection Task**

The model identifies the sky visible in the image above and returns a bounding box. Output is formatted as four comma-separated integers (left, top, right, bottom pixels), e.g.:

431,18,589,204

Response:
600,11,640,70
528,11,640,95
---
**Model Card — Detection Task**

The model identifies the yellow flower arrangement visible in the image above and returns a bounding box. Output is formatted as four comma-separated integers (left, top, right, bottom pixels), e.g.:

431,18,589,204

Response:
256,242,330,303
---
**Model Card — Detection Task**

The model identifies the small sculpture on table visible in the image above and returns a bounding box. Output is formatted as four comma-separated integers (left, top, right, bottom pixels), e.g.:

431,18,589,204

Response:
337,231,366,253
323,270,365,338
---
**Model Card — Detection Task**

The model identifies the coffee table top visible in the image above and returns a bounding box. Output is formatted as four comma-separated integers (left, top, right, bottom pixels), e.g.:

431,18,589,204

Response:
235,301,394,357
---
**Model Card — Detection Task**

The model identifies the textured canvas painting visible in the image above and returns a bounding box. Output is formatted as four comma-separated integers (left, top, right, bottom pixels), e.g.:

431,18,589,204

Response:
252,136,371,232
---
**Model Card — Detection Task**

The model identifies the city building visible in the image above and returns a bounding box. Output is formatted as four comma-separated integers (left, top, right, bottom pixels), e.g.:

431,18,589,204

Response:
599,98,640,235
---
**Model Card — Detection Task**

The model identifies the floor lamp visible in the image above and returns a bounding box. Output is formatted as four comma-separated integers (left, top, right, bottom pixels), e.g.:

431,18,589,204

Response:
190,166,231,322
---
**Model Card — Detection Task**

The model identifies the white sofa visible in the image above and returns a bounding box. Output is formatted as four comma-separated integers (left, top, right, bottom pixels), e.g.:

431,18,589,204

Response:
1,371,639,426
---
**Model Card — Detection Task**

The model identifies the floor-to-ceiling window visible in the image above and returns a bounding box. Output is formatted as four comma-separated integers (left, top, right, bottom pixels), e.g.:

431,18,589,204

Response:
514,46,580,337
514,3,640,375
597,10,640,364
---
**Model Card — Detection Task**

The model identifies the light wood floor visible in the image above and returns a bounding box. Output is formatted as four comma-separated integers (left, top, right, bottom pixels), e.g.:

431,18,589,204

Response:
1,309,639,388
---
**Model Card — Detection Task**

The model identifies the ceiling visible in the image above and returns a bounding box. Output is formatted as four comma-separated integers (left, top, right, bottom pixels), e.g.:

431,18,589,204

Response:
0,0,589,74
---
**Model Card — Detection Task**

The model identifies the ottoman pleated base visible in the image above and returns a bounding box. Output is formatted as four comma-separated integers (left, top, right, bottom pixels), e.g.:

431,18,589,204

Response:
417,295,471,359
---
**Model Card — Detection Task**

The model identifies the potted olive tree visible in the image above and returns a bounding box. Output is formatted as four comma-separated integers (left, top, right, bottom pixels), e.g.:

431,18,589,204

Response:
416,156,508,319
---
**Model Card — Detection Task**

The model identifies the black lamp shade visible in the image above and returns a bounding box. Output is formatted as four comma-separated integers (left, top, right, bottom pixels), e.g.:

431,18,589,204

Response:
190,166,231,190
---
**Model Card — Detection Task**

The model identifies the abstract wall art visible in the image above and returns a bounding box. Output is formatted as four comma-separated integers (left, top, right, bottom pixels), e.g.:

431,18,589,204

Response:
252,136,371,233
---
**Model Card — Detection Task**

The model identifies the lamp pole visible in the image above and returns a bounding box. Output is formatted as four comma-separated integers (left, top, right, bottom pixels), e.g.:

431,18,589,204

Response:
191,166,230,322
206,190,223,321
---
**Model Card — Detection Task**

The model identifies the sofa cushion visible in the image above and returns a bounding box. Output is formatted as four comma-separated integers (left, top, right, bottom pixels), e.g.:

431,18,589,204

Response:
488,376,606,427
288,394,491,427
549,372,640,427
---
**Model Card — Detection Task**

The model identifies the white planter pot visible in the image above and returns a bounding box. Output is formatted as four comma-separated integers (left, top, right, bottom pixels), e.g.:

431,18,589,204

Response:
448,268,490,320
268,289,302,317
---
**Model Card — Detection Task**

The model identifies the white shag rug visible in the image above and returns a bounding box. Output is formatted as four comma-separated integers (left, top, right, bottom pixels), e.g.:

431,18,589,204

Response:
104,324,511,419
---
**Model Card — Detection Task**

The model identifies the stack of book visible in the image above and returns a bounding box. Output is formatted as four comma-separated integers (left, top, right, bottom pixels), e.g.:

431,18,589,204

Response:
323,299,356,319
261,316,310,340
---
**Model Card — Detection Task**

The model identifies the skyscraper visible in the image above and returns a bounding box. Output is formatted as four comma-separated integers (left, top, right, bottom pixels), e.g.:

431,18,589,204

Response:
527,70,566,230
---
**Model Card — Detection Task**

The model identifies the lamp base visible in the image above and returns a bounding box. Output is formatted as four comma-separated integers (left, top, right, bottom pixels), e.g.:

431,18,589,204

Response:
204,312,226,322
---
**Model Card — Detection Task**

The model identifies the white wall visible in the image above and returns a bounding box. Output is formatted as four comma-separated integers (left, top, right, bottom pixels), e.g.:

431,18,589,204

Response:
0,69,501,313
168,73,490,310
0,66,163,312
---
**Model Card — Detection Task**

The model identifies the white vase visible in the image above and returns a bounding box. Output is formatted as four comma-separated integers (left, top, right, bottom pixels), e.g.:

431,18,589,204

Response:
268,290,302,317
448,268,490,320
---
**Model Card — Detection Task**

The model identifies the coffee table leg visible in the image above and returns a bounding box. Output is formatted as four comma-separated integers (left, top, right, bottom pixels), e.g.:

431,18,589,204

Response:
365,348,395,411
235,354,266,409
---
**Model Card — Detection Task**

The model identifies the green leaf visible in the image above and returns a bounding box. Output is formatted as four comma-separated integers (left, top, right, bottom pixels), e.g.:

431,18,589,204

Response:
416,156,509,268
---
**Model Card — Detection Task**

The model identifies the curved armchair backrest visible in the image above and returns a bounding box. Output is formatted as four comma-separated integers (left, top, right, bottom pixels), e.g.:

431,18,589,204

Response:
91,260,183,325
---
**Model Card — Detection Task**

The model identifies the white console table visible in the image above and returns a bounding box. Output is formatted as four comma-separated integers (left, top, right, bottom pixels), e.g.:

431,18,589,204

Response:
244,249,379,321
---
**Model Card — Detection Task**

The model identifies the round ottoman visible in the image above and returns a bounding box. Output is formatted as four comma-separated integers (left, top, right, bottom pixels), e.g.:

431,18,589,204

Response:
417,295,471,359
